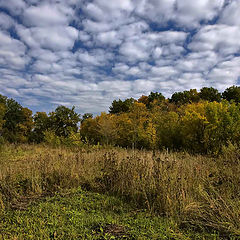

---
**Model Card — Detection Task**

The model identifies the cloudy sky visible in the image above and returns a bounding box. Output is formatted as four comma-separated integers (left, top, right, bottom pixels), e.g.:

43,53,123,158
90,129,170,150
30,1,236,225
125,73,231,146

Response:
0,0,240,114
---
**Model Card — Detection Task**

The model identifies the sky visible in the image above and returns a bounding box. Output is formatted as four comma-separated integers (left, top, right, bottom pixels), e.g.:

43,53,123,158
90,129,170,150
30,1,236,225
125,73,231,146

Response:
0,0,240,115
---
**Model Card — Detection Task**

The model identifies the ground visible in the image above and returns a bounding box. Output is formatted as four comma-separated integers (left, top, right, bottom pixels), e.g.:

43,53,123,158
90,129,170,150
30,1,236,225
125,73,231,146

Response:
0,188,229,240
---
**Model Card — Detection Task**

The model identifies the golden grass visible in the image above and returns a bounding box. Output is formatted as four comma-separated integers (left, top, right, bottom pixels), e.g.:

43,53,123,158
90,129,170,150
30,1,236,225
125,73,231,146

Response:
0,144,240,236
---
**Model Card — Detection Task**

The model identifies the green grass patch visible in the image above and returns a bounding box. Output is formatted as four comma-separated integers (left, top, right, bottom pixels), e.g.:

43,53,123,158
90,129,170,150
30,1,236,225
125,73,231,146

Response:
0,188,231,240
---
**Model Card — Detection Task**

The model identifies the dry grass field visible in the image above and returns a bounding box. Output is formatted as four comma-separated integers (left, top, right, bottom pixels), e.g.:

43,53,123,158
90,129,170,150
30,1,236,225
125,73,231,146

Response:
1,144,240,239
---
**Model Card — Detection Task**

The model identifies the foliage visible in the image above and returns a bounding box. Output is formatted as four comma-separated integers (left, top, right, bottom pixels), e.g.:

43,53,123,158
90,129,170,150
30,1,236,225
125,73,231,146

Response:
170,89,200,105
81,113,93,123
147,91,165,108
222,85,240,103
199,87,221,102
31,112,50,143
49,106,81,138
1,85,240,152
1,144,240,238
0,103,6,134
43,130,61,146
2,98,33,142
0,188,200,240
109,98,135,114
154,111,181,150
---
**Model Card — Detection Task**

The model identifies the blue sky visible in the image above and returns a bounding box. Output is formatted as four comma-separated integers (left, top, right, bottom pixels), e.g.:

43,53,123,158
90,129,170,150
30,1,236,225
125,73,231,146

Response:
0,0,240,114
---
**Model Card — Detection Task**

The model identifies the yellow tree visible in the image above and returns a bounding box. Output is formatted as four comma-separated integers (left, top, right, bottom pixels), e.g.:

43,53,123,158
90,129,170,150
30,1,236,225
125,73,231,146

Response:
154,111,180,150
97,112,117,145
17,107,34,142
80,117,100,144
127,102,156,149
180,102,209,152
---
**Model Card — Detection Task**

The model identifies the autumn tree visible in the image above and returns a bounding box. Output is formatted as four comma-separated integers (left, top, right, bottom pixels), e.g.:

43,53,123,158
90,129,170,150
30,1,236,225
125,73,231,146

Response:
154,111,181,150
203,101,240,153
180,102,208,152
97,113,117,145
138,95,148,105
81,113,93,123
80,117,100,144
17,107,34,142
2,98,33,142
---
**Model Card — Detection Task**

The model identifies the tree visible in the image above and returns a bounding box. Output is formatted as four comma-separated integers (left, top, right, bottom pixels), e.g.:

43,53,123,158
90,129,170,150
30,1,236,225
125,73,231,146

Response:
154,111,181,150
147,92,165,108
31,112,50,143
49,106,81,137
2,98,25,142
109,98,135,114
199,87,221,102
222,85,240,103
170,89,200,105
138,95,149,105
80,117,100,144
17,107,34,142
81,113,93,123
0,94,7,105
97,113,117,145
180,102,208,152
0,103,6,136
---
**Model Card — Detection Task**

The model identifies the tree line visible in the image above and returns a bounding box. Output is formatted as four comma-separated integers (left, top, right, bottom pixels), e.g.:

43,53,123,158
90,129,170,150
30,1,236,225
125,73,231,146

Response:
1,85,240,153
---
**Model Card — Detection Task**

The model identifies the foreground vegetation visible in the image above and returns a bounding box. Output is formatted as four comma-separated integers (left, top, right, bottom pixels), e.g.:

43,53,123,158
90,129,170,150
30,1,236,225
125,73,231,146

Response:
1,187,220,240
1,144,240,239
1,86,240,238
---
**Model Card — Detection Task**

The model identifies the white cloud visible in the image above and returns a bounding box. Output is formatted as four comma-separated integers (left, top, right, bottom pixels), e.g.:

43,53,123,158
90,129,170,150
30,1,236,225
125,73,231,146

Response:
175,0,224,27
96,31,122,46
0,31,28,70
119,40,151,62
189,25,240,56
0,13,15,30
23,4,72,27
0,0,26,15
16,25,78,51
219,0,240,26
0,0,240,114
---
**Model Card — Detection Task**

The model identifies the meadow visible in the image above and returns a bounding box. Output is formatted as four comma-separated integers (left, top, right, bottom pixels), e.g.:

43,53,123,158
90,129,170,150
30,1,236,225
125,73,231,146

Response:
1,144,240,239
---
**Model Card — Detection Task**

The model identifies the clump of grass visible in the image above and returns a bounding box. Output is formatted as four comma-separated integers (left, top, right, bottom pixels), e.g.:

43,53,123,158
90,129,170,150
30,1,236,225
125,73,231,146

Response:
0,144,240,237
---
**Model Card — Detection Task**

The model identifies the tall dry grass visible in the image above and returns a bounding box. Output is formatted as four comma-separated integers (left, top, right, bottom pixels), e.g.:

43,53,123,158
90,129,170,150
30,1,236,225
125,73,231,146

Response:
0,144,240,236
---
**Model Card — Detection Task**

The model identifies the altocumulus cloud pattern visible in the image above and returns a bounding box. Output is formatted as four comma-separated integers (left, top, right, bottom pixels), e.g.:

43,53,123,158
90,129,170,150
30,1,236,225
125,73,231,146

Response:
0,0,240,114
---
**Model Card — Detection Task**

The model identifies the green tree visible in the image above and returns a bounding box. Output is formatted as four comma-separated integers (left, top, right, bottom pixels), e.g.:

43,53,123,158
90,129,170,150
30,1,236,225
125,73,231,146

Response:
199,87,221,102
31,112,50,143
147,92,165,108
49,106,81,138
109,98,135,114
222,85,240,103
0,94,7,105
170,89,200,105
2,98,25,142
0,103,6,136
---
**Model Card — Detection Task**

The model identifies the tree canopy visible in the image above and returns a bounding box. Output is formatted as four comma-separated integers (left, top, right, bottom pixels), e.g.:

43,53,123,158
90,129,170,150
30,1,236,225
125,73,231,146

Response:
1,85,240,154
